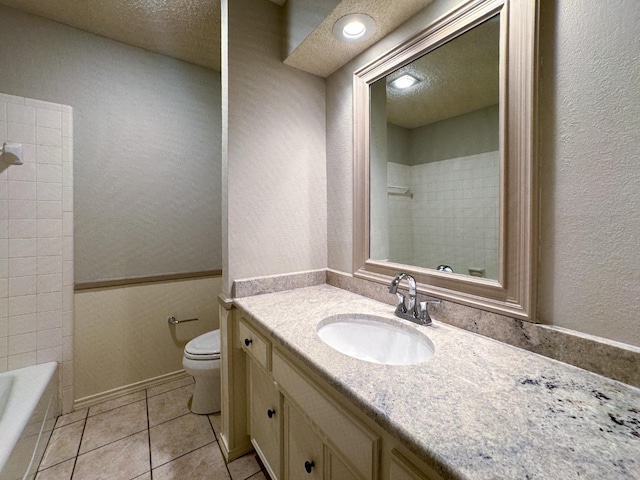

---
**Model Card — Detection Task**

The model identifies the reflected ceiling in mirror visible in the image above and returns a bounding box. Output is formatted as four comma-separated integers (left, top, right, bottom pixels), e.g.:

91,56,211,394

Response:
369,15,500,280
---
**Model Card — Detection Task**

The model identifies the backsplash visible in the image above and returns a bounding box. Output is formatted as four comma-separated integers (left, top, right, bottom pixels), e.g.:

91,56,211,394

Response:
0,92,74,412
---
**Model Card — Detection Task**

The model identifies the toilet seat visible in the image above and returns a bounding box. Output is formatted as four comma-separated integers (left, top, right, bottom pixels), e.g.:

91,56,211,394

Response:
184,330,221,361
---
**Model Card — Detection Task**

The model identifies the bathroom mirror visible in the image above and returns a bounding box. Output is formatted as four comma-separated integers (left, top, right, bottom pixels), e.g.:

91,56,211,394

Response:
353,0,539,320
370,14,500,280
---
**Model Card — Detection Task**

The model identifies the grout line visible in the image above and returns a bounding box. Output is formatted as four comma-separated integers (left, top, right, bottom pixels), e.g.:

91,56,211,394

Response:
146,380,194,399
149,411,194,429
145,388,153,480
87,394,145,418
69,415,88,479
217,440,235,479
206,413,218,441
37,417,88,474
151,440,218,471
33,420,58,474
40,388,225,479
70,427,149,457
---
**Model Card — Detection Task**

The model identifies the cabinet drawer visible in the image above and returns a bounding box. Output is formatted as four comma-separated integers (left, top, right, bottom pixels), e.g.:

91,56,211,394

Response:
273,350,379,480
238,317,270,370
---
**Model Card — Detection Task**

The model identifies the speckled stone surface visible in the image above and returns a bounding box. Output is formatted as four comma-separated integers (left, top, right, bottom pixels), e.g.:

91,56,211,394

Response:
232,269,326,298
326,269,640,388
234,285,640,480
430,300,640,388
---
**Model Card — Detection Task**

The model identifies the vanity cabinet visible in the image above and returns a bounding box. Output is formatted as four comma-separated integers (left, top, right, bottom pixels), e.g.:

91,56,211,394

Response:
240,319,281,480
235,314,442,480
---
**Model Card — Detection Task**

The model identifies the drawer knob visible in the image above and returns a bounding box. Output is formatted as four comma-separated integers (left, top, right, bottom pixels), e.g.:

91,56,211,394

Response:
244,338,252,346
267,409,275,418
304,460,315,473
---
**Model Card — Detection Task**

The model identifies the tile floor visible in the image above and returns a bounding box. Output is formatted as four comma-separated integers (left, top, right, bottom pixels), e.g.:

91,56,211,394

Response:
36,377,268,480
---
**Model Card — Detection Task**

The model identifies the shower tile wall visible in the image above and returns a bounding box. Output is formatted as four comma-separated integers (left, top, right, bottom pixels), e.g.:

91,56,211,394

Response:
0,92,74,412
388,162,413,265
388,151,499,278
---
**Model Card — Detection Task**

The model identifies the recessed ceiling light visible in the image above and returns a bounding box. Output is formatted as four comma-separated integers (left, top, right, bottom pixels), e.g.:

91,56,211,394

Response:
333,14,376,43
343,20,366,39
390,74,420,90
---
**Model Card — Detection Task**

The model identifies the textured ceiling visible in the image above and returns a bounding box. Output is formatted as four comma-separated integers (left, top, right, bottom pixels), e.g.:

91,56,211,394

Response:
385,15,500,129
0,0,477,89
284,0,432,78
0,0,221,71
0,0,437,78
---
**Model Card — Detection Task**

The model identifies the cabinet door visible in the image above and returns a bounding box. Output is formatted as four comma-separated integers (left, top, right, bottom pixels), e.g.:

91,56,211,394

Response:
249,361,281,480
284,402,323,480
273,351,379,480
389,450,442,480
327,451,359,480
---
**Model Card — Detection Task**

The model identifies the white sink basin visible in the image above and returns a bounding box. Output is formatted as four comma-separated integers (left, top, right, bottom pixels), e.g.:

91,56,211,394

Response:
316,314,435,365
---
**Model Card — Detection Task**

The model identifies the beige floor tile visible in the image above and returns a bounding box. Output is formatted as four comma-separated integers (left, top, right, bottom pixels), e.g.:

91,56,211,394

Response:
247,473,268,480
79,399,148,454
132,473,152,480
147,376,194,398
55,408,88,428
152,443,230,480
149,414,216,468
147,384,194,427
39,421,84,470
73,431,150,480
35,458,75,480
227,453,261,480
88,390,146,417
208,412,222,439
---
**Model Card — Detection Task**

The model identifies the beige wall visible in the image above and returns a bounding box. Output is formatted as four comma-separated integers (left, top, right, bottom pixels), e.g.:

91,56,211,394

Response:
223,0,327,296
74,276,221,400
0,5,221,284
326,0,640,348
536,0,640,345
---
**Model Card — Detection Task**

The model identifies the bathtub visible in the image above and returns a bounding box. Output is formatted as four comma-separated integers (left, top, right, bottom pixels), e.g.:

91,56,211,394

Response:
0,363,59,480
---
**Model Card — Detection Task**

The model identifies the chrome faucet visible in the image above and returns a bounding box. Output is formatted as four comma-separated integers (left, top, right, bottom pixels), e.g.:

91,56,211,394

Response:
388,273,440,326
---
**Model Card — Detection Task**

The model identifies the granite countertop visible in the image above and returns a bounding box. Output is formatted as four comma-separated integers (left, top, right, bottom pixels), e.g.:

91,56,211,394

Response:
234,284,640,480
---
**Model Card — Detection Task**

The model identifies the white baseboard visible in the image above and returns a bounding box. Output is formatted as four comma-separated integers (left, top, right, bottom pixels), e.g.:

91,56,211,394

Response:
73,370,191,411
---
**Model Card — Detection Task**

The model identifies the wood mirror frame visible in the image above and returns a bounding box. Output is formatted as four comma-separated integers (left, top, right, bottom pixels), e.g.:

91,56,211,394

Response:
353,0,539,321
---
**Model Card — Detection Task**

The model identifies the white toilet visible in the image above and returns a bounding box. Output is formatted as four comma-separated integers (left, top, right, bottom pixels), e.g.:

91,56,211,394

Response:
182,329,221,414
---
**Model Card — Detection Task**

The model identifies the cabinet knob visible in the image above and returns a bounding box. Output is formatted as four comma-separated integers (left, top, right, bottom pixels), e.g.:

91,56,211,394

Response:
304,460,315,473
267,409,275,418
244,338,252,346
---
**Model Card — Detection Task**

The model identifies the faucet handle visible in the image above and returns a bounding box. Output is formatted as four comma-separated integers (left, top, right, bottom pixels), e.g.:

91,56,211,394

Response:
394,292,407,314
418,299,441,325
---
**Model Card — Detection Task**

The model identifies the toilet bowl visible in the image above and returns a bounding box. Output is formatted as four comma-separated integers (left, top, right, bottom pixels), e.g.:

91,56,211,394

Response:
182,329,221,414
